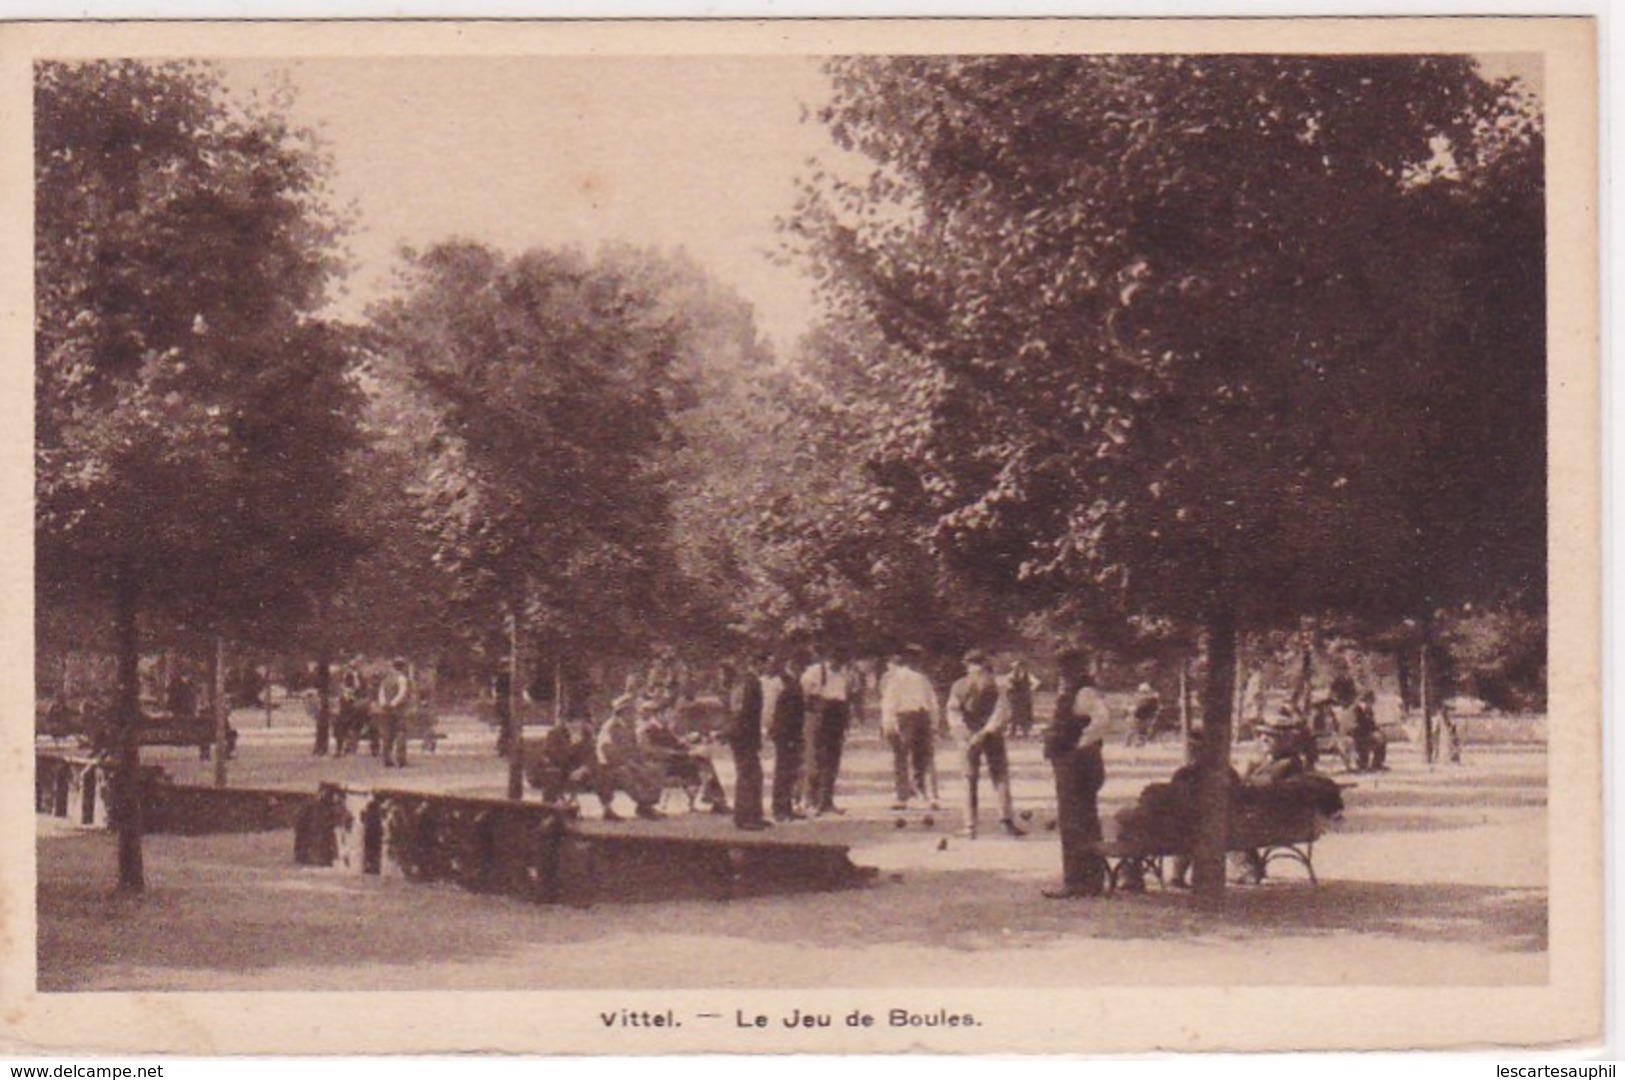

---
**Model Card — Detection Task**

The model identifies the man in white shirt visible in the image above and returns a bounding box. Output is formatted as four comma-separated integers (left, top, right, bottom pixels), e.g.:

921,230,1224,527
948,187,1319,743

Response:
377,657,415,768
880,645,941,811
801,645,855,815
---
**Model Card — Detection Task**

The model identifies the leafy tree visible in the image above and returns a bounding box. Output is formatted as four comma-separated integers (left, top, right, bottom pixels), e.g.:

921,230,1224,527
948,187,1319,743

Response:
792,55,1544,903
368,242,696,791
36,61,364,890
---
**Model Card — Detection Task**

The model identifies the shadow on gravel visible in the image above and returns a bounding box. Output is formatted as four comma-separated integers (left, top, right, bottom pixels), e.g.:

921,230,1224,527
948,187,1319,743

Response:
38,829,1544,991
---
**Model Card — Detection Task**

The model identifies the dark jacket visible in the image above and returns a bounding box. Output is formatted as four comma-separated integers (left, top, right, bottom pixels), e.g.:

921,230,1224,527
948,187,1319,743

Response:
729,675,764,752
771,675,804,745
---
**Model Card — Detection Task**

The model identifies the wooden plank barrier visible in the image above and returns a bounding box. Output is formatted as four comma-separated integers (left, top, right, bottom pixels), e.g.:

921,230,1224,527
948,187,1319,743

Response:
296,786,872,906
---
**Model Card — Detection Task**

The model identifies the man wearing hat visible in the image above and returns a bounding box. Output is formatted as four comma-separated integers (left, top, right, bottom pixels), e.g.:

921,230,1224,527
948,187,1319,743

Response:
949,649,1024,838
1246,707,1314,785
880,644,941,812
377,657,415,768
1042,647,1111,898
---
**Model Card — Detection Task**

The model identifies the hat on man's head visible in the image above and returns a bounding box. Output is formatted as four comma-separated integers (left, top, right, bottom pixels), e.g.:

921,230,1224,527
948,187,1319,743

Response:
391,656,408,669
1137,682,1153,695
962,648,991,667
901,643,927,660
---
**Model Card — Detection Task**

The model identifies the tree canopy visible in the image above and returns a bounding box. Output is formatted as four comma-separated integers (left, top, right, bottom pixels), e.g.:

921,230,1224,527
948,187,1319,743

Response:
36,60,368,889
790,55,1545,631
36,60,366,643
368,241,698,663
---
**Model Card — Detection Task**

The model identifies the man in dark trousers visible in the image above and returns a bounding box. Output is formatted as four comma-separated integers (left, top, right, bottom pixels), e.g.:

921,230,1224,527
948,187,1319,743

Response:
803,645,856,816
1043,647,1112,899
724,656,770,831
949,649,1023,838
770,653,808,822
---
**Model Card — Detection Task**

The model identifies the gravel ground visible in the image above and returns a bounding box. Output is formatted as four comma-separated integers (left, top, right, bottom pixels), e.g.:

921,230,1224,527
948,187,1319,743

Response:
36,711,1547,991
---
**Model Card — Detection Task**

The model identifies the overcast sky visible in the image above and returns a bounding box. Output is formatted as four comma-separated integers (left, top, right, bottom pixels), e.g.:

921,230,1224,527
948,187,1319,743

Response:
224,53,1542,361
225,56,845,358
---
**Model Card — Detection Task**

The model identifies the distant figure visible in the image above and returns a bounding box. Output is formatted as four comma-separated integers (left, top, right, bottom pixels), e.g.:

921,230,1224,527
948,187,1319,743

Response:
528,716,613,818
1352,689,1387,771
166,674,198,720
950,649,1023,838
1042,648,1111,899
1127,682,1163,747
1004,659,1036,739
492,669,514,758
769,654,808,822
1440,703,1463,764
881,644,941,813
336,656,366,757
377,657,414,768
724,657,770,831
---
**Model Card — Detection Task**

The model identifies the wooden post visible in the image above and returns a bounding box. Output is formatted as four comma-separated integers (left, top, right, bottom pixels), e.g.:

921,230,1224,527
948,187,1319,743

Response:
1420,635,1434,765
264,662,274,729
1232,642,1246,746
213,635,229,789
506,613,523,802
1178,658,1193,764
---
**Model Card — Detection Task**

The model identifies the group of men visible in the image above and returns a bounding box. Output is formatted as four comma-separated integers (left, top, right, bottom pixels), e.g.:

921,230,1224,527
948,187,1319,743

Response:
713,644,1119,905
717,646,863,830
333,655,418,767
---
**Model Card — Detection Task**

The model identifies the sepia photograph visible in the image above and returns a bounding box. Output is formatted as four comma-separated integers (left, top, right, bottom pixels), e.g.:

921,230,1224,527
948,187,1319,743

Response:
3,16,1601,1056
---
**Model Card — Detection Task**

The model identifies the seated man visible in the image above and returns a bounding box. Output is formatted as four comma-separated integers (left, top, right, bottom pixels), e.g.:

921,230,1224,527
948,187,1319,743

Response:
636,704,731,814
1234,708,1314,883
1112,759,1241,891
526,717,614,817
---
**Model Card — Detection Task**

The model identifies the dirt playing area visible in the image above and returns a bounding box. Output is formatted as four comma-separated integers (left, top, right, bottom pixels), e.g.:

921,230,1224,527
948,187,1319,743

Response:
36,710,1547,991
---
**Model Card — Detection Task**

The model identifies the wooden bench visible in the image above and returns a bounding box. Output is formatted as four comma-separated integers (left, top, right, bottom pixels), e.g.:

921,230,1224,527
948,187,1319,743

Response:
1098,794,1342,893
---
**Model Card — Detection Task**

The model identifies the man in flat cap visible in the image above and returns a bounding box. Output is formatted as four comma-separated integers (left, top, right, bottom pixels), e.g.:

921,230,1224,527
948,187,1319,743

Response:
949,649,1024,839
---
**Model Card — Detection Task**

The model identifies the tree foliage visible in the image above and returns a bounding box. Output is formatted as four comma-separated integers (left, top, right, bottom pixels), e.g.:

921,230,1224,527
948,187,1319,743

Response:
35,60,366,888
368,242,695,661
36,60,365,639
790,55,1545,630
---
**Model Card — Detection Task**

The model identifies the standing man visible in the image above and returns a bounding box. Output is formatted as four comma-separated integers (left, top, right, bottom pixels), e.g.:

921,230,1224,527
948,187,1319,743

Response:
492,667,514,758
798,643,827,810
803,645,855,816
1352,688,1387,772
950,650,1025,838
1043,647,1111,898
770,653,808,822
377,656,415,768
724,657,770,830
881,644,941,812
336,656,365,756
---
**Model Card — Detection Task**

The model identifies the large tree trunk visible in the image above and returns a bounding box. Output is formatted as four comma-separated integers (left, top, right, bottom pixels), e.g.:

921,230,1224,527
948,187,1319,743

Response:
1191,605,1238,909
112,564,145,893
314,648,332,756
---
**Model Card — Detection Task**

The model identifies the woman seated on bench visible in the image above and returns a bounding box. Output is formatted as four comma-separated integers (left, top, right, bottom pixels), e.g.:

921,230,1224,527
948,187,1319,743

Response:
636,702,731,814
